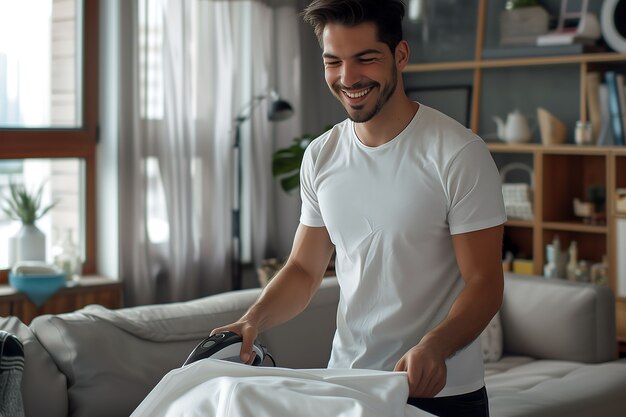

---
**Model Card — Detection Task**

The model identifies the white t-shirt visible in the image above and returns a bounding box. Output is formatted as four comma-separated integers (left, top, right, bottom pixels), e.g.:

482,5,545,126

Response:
299,104,507,397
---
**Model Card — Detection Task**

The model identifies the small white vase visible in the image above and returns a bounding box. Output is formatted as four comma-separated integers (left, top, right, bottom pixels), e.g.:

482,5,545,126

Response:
9,224,46,265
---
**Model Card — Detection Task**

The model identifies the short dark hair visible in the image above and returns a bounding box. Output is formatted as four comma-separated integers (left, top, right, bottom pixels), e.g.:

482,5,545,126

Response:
302,0,406,53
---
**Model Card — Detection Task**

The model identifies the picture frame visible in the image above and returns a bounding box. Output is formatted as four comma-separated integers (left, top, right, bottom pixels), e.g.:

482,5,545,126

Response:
406,85,473,128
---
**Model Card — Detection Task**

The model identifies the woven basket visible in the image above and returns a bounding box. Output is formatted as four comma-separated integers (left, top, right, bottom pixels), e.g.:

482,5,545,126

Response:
501,162,534,221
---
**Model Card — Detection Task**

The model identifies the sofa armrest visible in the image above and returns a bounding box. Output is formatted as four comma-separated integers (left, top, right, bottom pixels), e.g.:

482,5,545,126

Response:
0,316,68,417
29,287,264,417
500,273,617,363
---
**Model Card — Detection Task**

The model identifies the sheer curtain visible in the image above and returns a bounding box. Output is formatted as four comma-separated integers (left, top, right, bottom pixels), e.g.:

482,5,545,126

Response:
116,0,301,306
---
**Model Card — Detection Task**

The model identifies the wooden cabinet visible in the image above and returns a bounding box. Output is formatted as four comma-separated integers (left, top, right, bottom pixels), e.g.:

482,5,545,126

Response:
402,1,626,341
0,276,123,324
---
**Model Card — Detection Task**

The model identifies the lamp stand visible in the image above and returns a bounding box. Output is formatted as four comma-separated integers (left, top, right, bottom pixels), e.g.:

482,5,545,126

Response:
232,117,245,291
230,92,293,291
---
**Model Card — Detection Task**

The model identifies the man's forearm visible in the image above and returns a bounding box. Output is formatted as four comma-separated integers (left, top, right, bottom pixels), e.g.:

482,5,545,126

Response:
420,276,503,359
241,260,324,333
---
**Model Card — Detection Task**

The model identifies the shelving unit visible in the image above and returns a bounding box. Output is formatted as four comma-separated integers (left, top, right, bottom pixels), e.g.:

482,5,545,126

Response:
402,0,626,341
0,276,123,324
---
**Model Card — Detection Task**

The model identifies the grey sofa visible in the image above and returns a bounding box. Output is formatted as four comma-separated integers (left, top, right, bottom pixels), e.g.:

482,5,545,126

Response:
1,273,625,417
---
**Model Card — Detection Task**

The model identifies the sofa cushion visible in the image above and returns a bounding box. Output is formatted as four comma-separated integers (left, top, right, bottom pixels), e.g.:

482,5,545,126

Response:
484,355,533,377
501,274,616,363
30,287,262,417
480,312,503,363
486,359,626,417
0,316,67,417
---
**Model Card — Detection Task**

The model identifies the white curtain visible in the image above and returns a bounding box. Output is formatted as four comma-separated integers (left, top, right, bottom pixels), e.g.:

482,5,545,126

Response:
116,0,301,306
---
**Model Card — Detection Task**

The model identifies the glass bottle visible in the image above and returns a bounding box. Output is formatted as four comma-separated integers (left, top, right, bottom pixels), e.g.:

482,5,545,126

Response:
544,243,558,278
566,241,578,281
54,229,82,282
591,255,609,286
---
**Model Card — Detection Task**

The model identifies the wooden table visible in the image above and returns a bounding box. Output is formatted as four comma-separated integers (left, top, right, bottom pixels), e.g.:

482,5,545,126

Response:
0,276,123,324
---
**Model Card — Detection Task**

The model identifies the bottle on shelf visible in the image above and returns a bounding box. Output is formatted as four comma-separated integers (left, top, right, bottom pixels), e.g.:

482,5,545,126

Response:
591,255,609,286
53,229,82,282
567,241,578,281
575,260,590,283
544,235,567,279
544,243,558,278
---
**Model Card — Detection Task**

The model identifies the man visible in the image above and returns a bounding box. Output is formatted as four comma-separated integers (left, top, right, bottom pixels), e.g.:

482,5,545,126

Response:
212,1,506,415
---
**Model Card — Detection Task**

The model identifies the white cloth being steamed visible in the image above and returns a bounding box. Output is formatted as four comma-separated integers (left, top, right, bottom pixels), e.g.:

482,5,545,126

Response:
131,359,434,417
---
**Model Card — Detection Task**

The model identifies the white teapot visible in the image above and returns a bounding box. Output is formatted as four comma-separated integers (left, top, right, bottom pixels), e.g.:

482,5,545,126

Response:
493,110,534,144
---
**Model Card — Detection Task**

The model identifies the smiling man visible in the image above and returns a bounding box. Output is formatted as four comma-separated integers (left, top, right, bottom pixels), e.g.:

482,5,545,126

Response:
212,1,507,416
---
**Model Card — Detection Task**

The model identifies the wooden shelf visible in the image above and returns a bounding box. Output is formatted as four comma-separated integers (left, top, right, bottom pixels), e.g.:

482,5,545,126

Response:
0,275,123,324
488,143,623,154
542,222,608,234
540,145,612,156
404,53,626,73
405,60,478,72
505,219,534,228
487,143,540,153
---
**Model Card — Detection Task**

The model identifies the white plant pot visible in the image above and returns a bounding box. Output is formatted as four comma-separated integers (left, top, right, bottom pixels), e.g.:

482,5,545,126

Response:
9,224,46,265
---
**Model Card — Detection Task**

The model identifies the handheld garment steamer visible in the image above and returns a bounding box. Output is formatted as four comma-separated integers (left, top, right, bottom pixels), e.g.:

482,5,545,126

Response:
183,331,275,367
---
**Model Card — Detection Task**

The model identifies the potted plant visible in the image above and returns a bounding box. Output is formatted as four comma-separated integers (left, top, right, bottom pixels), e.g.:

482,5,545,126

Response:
271,126,332,193
2,180,57,265
271,134,315,193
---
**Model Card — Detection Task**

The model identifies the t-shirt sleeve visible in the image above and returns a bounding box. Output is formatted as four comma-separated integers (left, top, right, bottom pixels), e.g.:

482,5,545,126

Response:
299,145,326,227
446,140,507,235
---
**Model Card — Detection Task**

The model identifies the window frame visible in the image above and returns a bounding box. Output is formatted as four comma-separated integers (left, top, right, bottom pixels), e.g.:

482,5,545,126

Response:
0,0,99,280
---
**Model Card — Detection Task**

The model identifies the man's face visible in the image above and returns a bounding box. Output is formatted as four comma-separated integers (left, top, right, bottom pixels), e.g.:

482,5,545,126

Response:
322,22,398,124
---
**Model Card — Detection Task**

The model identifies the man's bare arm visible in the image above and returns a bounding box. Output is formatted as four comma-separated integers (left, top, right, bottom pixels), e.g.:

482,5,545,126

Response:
211,223,335,363
394,224,504,397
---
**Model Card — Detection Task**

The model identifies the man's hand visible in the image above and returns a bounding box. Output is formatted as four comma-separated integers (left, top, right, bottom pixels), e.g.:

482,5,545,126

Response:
210,321,259,365
395,225,503,398
394,340,447,398
208,224,333,366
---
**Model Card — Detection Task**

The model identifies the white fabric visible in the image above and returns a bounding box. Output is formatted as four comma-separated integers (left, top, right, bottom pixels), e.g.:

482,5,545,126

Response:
131,359,434,417
117,0,301,304
300,104,507,396
480,312,503,363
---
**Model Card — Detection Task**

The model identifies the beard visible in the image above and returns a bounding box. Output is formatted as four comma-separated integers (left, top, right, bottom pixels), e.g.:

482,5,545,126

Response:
332,66,398,124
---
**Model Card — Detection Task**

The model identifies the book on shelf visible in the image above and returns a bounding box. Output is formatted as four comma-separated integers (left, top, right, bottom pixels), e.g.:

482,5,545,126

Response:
605,71,626,146
618,74,626,145
586,72,602,143
618,219,626,298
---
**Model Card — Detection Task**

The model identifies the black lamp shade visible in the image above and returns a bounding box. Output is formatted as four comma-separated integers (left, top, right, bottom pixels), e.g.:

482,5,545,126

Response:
267,98,294,122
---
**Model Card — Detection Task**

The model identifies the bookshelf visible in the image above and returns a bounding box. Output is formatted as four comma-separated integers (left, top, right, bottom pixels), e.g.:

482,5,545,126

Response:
402,0,626,341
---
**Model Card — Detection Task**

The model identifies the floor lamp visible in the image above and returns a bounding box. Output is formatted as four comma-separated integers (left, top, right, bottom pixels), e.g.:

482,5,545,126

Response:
232,91,294,290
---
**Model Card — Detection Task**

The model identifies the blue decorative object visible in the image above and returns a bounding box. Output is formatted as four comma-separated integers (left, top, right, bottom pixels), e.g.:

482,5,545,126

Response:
9,273,66,307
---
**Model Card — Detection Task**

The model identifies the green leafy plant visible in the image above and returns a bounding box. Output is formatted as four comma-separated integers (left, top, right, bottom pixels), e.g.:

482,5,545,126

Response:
587,184,606,211
272,126,332,193
2,181,57,225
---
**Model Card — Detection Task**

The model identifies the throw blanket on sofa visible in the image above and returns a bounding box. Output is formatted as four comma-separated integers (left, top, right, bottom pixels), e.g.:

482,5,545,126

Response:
131,359,433,417
0,331,25,417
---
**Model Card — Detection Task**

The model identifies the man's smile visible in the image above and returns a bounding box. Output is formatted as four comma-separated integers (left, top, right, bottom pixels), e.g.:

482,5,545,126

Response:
343,87,372,99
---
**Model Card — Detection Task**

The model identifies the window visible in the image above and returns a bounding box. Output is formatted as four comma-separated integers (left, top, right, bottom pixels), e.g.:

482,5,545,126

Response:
0,0,98,278
0,159,85,268
0,0,83,128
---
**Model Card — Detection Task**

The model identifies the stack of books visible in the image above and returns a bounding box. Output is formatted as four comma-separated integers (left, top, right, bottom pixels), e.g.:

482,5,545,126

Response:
587,71,626,146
